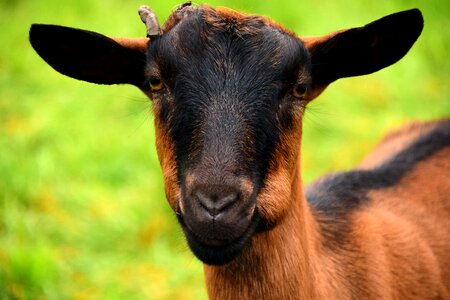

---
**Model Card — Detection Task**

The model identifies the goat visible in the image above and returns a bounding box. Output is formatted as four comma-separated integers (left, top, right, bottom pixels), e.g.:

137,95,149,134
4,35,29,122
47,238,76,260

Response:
29,3,450,299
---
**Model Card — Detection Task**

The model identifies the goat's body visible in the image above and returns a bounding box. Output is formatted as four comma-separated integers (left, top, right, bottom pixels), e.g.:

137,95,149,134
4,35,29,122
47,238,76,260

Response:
354,119,450,299
206,119,450,300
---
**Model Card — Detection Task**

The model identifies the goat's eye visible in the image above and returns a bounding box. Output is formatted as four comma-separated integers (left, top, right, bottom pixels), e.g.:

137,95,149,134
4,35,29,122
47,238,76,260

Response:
149,77,164,91
292,84,308,99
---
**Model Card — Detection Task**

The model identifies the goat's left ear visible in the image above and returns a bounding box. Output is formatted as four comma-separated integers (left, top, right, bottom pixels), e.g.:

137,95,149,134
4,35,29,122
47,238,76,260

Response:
303,9,423,92
29,24,149,87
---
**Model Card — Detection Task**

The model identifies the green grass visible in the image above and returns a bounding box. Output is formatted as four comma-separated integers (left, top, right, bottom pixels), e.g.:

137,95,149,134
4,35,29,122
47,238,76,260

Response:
1,0,449,299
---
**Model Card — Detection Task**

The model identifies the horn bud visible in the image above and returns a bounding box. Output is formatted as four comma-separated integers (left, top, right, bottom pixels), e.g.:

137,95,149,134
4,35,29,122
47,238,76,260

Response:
138,5,162,39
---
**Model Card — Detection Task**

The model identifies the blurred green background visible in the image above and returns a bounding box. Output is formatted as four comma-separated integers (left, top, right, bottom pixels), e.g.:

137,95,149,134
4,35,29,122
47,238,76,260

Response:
0,0,449,299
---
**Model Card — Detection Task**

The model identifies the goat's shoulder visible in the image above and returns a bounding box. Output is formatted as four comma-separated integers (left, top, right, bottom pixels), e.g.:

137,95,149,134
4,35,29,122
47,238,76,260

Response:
306,119,450,285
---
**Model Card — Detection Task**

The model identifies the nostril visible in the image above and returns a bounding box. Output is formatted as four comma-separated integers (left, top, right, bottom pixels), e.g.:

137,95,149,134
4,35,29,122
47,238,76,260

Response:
195,190,238,217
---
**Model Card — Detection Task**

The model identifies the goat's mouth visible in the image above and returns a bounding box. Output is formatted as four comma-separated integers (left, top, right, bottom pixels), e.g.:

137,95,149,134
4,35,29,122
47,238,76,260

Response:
177,210,260,265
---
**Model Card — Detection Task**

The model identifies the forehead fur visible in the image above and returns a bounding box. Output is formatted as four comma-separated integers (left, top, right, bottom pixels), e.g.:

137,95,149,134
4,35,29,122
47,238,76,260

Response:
152,4,308,83
161,5,297,38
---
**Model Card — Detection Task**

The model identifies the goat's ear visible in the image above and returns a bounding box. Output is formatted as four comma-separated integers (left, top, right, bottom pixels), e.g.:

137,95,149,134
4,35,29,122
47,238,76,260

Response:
29,24,149,87
302,9,423,92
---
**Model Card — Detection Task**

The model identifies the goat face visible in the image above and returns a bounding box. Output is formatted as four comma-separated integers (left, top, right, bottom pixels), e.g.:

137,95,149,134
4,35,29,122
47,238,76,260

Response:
148,8,311,265
29,3,423,266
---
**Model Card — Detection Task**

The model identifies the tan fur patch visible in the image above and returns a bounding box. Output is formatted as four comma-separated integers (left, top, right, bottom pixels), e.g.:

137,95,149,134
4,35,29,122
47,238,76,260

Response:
257,108,304,225
152,104,180,210
111,37,149,53
256,167,292,226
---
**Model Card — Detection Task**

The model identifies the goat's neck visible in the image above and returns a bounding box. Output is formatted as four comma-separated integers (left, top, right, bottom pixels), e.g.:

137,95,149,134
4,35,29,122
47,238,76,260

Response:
204,165,327,300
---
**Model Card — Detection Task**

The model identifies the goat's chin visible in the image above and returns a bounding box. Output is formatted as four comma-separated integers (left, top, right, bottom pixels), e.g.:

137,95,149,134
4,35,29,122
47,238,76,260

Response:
178,212,261,265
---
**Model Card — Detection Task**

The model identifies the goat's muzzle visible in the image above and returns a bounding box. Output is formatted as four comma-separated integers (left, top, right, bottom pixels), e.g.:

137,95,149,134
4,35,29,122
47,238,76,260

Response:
177,174,260,265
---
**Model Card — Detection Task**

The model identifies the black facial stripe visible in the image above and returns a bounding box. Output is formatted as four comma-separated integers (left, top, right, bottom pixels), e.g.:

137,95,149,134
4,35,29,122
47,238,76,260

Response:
148,7,310,187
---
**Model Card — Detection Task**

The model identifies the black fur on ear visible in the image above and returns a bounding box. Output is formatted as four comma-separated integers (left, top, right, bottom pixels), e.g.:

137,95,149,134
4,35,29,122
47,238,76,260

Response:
29,24,147,86
306,9,423,88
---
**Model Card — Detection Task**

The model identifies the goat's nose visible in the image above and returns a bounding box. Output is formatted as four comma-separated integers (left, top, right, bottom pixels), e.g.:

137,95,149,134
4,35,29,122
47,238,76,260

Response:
195,188,238,218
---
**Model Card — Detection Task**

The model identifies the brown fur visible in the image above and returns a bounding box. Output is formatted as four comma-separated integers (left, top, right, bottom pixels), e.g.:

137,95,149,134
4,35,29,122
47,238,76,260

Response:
367,135,450,298
257,105,305,227
111,37,149,53
152,103,180,210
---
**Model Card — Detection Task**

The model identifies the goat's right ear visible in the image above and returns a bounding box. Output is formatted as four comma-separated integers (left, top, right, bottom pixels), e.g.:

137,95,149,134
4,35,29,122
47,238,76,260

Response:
29,24,149,87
